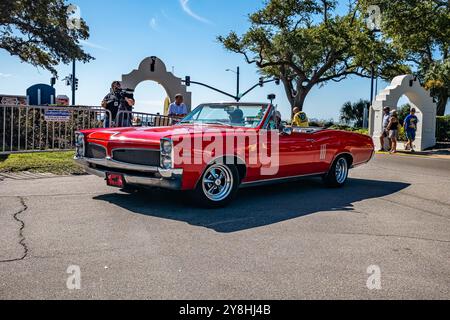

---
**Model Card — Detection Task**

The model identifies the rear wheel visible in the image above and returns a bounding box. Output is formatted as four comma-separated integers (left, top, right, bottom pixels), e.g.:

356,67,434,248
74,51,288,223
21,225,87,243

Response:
193,163,240,208
323,155,349,187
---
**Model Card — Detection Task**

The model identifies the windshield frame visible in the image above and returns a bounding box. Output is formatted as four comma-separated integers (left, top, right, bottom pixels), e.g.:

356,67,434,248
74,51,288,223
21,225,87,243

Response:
178,102,272,129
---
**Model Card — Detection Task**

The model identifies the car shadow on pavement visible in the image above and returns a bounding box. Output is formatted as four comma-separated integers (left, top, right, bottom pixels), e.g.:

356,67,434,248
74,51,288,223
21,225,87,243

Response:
93,178,410,233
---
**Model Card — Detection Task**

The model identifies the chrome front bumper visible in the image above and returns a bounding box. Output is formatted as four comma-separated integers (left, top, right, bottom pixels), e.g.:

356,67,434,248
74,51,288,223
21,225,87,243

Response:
74,157,183,190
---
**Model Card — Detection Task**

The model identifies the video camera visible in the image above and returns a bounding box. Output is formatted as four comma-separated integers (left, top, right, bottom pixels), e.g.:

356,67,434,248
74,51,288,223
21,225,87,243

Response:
106,88,135,106
115,88,134,100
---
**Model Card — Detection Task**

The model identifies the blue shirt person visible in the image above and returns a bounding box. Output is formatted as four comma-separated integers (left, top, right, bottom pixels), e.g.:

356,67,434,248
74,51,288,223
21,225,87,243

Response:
404,108,419,151
168,94,188,118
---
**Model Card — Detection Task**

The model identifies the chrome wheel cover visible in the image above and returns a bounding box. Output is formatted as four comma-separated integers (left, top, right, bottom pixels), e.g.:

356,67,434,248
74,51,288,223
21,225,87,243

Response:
335,158,348,184
202,164,233,202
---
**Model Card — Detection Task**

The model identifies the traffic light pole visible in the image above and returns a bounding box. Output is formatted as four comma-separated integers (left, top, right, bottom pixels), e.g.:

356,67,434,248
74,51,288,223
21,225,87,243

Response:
182,77,279,102
71,59,76,106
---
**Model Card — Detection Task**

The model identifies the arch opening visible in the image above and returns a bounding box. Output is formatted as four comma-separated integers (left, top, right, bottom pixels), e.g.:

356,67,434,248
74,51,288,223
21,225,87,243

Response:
133,80,170,115
120,57,192,116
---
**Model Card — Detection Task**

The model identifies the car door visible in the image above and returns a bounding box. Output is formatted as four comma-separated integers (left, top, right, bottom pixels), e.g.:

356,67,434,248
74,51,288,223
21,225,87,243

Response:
265,129,316,178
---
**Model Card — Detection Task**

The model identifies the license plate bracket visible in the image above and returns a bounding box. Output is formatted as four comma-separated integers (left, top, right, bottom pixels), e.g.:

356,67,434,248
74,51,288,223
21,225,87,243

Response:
106,173,125,188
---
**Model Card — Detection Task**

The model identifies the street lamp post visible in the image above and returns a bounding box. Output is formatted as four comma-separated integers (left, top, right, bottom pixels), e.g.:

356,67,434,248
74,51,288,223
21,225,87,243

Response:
364,28,381,129
226,67,240,101
364,59,377,129
365,4,382,129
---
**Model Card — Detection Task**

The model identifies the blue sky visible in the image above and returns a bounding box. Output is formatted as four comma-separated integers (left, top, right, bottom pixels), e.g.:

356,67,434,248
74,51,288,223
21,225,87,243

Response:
0,0,445,120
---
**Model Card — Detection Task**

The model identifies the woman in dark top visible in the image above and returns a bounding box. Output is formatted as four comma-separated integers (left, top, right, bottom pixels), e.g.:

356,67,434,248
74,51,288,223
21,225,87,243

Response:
387,110,399,154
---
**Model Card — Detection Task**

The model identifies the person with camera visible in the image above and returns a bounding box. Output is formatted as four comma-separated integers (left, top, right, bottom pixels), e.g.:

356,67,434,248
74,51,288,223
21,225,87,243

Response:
101,81,135,128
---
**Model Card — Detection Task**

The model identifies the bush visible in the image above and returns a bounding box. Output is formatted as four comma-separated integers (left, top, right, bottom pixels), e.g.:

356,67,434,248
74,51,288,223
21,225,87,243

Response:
329,124,369,135
436,115,450,142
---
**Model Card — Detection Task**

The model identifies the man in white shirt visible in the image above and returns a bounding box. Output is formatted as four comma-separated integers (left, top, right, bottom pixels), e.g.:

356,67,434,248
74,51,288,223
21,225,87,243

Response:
168,94,188,118
379,107,391,152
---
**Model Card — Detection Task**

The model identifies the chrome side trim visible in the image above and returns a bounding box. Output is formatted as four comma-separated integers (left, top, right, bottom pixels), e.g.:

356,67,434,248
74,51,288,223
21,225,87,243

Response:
240,172,327,188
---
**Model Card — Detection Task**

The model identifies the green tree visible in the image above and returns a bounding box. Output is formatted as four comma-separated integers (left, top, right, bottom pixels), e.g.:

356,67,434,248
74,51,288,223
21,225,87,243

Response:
0,0,93,75
359,0,449,116
218,0,409,112
397,103,412,125
339,99,369,128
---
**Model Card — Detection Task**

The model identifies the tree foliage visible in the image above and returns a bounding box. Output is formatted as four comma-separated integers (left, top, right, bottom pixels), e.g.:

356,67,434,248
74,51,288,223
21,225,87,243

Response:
339,99,369,128
397,103,412,125
359,0,449,115
0,0,93,75
218,0,409,111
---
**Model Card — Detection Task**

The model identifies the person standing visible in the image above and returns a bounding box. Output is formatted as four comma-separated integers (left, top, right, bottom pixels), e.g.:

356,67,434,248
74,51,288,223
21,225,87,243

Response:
404,108,419,153
292,107,309,127
379,107,391,152
101,81,135,128
168,94,188,118
387,110,400,154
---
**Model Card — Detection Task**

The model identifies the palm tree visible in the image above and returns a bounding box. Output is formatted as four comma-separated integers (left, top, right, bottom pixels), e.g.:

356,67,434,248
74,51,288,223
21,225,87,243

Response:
339,100,369,128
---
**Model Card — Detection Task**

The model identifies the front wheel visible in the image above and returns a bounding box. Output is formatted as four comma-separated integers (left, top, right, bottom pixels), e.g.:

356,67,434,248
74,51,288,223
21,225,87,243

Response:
323,156,349,188
193,163,240,208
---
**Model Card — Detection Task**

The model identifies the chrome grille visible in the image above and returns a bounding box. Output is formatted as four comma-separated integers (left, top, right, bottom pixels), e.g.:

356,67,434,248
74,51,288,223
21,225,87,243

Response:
112,149,160,167
86,143,106,159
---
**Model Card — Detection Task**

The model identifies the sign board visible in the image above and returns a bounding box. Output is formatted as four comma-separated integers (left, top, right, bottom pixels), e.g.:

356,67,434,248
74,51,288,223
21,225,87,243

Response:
44,110,71,122
0,95,27,105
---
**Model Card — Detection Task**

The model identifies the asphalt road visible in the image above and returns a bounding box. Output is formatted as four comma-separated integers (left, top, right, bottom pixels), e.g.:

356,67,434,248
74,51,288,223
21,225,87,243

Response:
1,154,449,300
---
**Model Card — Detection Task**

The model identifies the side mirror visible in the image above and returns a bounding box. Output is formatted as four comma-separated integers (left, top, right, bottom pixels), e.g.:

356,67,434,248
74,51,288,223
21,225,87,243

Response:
281,126,293,136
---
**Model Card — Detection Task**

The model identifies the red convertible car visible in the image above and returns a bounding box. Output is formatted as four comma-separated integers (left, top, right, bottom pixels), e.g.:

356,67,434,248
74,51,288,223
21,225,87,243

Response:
75,103,374,207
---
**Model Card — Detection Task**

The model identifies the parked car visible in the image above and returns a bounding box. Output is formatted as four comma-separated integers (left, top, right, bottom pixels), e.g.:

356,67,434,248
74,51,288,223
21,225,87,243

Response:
75,102,374,207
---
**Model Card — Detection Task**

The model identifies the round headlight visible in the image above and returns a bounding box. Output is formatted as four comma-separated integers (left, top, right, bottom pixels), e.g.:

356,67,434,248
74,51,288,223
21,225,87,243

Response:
75,133,85,157
162,140,172,154
161,156,172,169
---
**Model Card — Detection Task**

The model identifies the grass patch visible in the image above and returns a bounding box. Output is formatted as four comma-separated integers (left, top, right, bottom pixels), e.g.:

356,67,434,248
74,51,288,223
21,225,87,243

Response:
0,151,84,175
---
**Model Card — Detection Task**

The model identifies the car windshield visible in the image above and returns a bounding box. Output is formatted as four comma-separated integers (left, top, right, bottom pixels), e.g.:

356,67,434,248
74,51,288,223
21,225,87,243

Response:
179,103,269,128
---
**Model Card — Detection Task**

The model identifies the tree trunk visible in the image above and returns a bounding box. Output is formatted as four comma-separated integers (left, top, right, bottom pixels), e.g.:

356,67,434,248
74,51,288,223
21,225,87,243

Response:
293,91,307,111
293,83,310,111
436,89,448,116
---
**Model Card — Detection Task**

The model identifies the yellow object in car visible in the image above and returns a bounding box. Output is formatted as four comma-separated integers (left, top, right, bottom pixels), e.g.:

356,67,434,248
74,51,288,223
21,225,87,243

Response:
292,111,309,127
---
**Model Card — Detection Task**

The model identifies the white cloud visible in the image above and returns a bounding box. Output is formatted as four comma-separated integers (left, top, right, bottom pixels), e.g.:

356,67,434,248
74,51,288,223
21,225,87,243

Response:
149,17,158,30
161,9,169,20
179,0,212,24
79,40,109,51
0,73,12,78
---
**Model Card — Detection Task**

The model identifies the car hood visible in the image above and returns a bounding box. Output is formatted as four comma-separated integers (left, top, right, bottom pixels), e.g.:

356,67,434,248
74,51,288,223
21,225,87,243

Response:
83,124,239,144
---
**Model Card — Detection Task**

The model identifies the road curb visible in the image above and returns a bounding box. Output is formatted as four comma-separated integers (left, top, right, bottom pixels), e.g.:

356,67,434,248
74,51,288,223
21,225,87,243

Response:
375,151,450,160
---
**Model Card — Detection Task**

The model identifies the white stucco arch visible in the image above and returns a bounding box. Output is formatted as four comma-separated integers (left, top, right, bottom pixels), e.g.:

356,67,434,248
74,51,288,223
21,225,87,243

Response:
120,57,192,114
369,75,437,151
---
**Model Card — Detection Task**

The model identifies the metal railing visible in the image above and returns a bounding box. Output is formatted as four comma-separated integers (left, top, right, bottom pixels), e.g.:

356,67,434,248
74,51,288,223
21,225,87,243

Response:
0,105,111,155
0,105,178,154
115,110,175,128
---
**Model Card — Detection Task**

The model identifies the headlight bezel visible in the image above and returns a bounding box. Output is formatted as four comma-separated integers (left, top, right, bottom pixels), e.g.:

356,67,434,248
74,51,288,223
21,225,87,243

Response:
162,140,173,154
160,138,174,169
75,132,85,158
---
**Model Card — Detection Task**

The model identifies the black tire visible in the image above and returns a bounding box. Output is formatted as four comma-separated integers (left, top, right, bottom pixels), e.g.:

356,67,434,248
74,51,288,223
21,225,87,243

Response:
323,155,349,188
192,163,240,208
